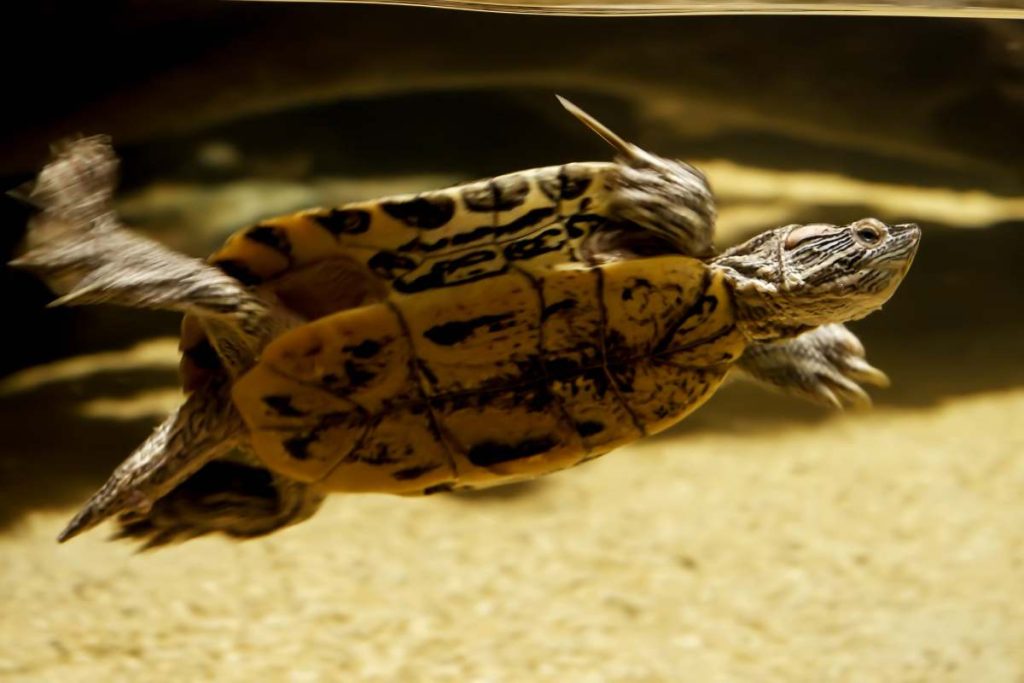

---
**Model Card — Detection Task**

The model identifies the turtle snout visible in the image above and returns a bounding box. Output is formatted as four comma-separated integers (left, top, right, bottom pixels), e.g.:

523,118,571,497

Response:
894,223,920,236
885,223,921,273
894,223,921,252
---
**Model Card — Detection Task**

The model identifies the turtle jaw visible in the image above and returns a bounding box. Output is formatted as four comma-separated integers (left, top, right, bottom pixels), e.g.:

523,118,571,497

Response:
888,223,922,275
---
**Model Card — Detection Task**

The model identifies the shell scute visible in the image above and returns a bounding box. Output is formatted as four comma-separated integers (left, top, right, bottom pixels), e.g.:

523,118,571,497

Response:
257,303,414,414
396,270,543,397
430,382,584,487
600,256,710,362
317,407,454,493
547,369,643,453
214,154,749,493
232,368,366,483
611,362,725,436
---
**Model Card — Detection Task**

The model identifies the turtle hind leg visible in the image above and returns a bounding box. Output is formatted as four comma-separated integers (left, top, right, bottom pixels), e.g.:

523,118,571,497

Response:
9,137,277,371
557,97,716,259
734,323,890,409
112,458,324,550
57,379,245,543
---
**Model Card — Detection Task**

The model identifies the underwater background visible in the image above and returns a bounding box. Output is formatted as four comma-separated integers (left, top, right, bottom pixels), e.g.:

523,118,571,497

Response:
1,3,1022,681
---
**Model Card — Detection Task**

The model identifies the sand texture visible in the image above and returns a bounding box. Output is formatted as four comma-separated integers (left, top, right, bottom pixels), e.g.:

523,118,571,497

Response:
1,381,1022,682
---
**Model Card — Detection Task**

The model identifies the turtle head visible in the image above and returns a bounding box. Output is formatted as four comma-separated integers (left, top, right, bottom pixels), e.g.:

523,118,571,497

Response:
714,218,921,340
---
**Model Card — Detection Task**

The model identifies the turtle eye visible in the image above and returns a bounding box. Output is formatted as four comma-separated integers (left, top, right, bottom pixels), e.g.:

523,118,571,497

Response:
853,224,883,246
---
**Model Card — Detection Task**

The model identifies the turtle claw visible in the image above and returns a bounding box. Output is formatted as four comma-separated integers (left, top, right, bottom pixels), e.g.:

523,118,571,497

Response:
737,323,888,409
818,371,873,410
841,356,890,388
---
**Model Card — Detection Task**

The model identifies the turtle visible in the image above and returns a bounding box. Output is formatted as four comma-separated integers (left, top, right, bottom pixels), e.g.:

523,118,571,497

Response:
10,97,920,547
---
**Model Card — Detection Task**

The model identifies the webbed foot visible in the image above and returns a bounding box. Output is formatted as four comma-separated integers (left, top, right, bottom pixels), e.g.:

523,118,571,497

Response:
112,459,324,549
57,379,245,543
9,136,275,374
736,323,889,409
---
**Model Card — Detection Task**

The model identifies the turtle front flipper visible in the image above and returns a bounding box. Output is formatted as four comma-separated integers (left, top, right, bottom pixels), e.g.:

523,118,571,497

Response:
734,324,890,409
558,96,717,260
9,137,276,375
112,457,324,549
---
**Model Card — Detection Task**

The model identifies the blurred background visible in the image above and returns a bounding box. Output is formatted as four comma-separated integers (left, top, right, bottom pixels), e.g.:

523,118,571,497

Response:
1,3,1022,681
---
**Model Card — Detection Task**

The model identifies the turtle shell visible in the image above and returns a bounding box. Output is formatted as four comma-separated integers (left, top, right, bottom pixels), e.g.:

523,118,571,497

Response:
180,162,618,390
231,255,746,494
182,161,745,493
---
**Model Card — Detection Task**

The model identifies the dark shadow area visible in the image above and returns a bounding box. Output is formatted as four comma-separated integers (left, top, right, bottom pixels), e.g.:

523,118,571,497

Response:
0,367,179,530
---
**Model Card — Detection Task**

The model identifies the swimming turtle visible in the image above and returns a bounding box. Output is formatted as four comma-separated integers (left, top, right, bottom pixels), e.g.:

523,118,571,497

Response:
11,97,920,546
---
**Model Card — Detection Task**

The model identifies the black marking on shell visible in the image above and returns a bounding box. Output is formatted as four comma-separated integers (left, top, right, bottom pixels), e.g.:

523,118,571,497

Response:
313,209,371,236
368,251,418,280
576,420,604,437
523,386,555,412
583,367,613,398
283,434,316,461
461,181,498,212
545,356,582,378
382,194,456,230
358,442,401,465
537,169,562,202
262,395,307,418
503,227,565,262
245,225,293,259
392,463,441,481
344,360,376,387
565,214,606,239
493,175,530,210
653,269,717,355
466,436,559,467
343,339,382,359
423,483,455,495
621,277,652,302
510,260,588,451
560,165,592,200
213,259,263,286
423,313,516,346
493,208,556,241
452,225,496,246
393,249,503,294
542,298,577,320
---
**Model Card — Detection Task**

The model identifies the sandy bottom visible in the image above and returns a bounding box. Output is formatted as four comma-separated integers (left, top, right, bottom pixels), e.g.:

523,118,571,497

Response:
1,380,1022,682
